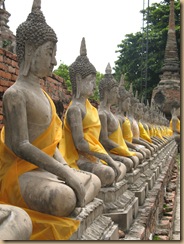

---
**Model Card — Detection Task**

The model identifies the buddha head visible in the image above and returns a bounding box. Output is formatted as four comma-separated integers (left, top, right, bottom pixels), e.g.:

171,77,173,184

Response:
99,63,118,105
69,38,97,98
16,0,58,78
118,74,131,113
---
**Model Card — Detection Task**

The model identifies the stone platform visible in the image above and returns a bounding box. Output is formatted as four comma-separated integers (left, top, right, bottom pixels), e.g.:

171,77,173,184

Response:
70,139,178,240
121,140,178,240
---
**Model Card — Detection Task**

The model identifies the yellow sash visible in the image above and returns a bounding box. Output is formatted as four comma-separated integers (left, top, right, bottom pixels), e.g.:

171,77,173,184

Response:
144,123,150,136
109,124,136,156
59,99,108,168
122,117,133,143
170,118,180,133
138,122,152,143
0,91,79,240
155,127,165,140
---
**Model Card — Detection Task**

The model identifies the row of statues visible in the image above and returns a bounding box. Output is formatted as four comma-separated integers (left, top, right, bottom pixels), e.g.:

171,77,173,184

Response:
0,0,179,240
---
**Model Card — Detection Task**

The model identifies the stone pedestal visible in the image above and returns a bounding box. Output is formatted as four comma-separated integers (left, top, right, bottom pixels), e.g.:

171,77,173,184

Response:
96,179,139,232
125,169,148,206
128,178,148,206
70,198,119,240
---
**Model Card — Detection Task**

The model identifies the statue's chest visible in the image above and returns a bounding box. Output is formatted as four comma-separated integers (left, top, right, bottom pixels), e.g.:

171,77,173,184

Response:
107,114,119,132
26,93,52,125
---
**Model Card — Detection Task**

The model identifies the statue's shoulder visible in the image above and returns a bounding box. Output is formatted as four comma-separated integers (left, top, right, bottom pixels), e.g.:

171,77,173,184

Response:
66,101,86,119
98,109,108,118
3,85,25,107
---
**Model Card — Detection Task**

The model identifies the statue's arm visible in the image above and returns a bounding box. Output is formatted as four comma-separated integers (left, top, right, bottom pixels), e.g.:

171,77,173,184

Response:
132,137,153,153
99,112,120,151
3,89,85,206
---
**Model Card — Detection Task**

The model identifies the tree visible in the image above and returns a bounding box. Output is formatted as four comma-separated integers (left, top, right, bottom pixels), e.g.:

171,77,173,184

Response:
114,0,180,102
53,63,71,92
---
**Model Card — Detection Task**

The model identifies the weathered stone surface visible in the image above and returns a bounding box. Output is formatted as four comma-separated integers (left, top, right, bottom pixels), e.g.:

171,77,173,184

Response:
0,3,16,53
0,204,32,240
151,0,180,119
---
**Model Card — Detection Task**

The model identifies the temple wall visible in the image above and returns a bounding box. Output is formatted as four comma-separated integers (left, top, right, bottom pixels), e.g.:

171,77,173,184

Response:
0,48,72,130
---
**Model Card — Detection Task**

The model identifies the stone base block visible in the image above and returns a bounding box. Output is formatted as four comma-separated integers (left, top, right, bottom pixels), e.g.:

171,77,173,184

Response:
70,198,104,240
97,179,128,202
137,161,149,173
97,180,138,232
143,168,156,190
125,169,140,184
128,178,148,206
104,196,138,231
79,215,119,240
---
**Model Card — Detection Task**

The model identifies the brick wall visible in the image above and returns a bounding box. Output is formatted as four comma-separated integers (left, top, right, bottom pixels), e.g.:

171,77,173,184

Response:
0,48,72,130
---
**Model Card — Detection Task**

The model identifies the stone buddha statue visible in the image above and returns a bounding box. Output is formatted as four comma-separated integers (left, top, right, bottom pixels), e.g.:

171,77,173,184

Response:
0,0,101,240
134,99,158,152
98,64,140,172
170,107,180,136
59,40,126,187
141,102,164,145
116,75,146,162
126,86,153,158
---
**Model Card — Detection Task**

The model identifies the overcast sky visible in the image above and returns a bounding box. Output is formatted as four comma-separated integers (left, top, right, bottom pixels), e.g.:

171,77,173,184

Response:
5,0,161,73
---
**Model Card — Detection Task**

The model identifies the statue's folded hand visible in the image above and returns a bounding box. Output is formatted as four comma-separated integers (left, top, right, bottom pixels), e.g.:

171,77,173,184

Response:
108,159,121,183
63,168,86,208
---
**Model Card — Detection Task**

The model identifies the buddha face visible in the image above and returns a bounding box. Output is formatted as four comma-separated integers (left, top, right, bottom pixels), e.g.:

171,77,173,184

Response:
134,103,143,118
121,97,131,112
30,41,57,78
109,86,118,105
79,73,96,97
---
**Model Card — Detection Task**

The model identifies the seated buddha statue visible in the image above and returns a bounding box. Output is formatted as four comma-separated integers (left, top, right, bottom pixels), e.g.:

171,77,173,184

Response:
170,107,180,135
134,100,159,152
127,87,153,158
169,107,180,151
141,104,164,146
116,75,146,161
59,40,126,187
98,65,141,172
0,0,101,240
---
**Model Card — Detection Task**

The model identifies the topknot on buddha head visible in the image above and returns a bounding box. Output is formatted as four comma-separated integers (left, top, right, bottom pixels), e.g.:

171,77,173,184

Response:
99,63,118,101
16,0,57,66
69,38,96,95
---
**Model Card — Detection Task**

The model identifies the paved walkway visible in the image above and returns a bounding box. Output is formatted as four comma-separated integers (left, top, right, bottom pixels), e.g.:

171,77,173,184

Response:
172,164,180,240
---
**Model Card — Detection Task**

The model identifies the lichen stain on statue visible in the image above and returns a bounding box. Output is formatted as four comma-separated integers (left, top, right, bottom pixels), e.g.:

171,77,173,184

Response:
59,39,126,187
0,0,101,240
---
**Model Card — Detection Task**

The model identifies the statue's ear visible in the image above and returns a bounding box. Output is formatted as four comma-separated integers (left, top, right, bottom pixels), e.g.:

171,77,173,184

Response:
22,43,34,76
76,73,82,99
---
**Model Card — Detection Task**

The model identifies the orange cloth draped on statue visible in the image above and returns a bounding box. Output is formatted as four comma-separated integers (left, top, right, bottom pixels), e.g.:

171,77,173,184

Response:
170,118,180,134
138,122,152,143
109,124,136,157
0,91,80,240
59,99,108,169
121,116,133,143
155,127,165,140
144,123,150,136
